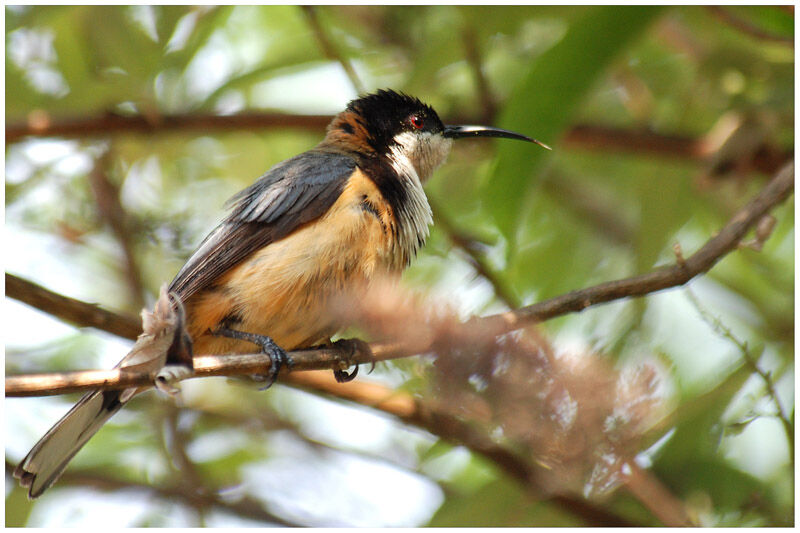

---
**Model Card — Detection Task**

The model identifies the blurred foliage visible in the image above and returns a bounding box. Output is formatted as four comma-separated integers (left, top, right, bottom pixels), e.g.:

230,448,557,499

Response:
4,5,794,527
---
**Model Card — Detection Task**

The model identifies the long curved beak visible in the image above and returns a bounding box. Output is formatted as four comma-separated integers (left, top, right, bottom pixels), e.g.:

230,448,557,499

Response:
443,125,551,150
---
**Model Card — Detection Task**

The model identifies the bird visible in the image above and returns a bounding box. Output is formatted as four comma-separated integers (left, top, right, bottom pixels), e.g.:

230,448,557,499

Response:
14,89,549,498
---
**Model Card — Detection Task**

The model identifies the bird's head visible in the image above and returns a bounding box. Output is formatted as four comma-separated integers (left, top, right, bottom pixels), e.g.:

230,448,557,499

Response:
324,89,549,182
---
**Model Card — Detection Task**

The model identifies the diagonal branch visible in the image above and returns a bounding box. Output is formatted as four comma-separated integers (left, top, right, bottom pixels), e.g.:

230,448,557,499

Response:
461,24,497,123
87,148,146,309
706,6,794,45
266,371,639,526
301,6,366,94
480,160,794,332
6,161,794,397
430,197,520,308
5,272,142,340
3,461,298,526
10,159,792,524
685,287,794,455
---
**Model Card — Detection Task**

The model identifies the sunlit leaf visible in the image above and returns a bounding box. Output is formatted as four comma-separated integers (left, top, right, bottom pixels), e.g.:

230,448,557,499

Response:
486,6,665,248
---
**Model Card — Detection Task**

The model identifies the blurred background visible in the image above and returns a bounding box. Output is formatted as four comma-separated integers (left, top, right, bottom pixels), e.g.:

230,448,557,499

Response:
4,5,794,527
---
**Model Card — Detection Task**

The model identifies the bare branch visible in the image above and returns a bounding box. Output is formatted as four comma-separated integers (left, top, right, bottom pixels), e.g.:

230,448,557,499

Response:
284,371,636,527
5,272,141,340
4,461,298,526
6,161,794,396
482,161,794,332
87,148,146,309
685,287,794,455
707,6,793,46
430,197,520,308
562,124,791,175
5,112,332,143
301,6,366,94
462,24,497,123
5,345,370,397
624,462,691,526
541,173,634,246
8,111,790,173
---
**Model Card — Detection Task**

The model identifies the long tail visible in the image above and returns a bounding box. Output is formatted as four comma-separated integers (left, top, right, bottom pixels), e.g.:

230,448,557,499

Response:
13,285,193,499
13,388,130,498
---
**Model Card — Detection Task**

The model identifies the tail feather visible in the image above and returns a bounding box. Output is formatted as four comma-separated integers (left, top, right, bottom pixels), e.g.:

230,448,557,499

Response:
13,285,192,499
14,389,128,498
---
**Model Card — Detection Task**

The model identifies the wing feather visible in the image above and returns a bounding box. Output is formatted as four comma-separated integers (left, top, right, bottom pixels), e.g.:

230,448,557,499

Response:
169,150,357,300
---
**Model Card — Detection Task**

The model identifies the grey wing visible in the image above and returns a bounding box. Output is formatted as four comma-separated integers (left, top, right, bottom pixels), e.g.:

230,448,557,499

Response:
168,150,357,301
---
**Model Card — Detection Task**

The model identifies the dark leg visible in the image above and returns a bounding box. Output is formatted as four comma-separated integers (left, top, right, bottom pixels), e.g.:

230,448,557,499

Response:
213,328,292,389
329,338,374,383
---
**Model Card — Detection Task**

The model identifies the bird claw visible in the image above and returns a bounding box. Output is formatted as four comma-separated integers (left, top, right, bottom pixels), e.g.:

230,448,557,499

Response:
213,328,293,390
254,337,293,390
331,338,373,383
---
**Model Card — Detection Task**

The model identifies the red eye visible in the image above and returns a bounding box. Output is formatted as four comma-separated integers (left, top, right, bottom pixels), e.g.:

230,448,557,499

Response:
410,115,424,130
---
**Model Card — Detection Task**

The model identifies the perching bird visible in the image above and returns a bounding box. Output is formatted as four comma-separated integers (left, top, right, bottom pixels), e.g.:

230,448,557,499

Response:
14,89,548,498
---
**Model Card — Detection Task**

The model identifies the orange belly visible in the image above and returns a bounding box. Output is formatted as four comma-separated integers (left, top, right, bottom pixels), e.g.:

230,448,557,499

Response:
184,169,404,355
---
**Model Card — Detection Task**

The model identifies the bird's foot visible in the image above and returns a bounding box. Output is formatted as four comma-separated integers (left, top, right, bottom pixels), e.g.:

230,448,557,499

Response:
329,338,374,383
213,328,293,389
154,364,193,397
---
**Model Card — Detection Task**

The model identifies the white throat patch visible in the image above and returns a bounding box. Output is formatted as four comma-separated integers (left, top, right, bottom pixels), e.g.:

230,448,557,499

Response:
386,131,453,262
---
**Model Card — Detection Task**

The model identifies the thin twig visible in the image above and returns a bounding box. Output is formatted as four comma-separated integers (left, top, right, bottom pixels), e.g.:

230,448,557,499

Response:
430,197,520,308
5,346,371,396
87,148,146,309
707,6,793,46
284,371,635,527
624,462,691,526
160,403,208,519
540,173,634,246
301,6,366,95
684,287,794,455
563,124,790,175
482,161,794,332
6,161,794,396
3,461,298,526
5,272,142,340
462,24,496,123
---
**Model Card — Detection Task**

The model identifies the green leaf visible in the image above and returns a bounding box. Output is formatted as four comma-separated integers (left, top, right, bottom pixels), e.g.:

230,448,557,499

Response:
428,477,582,526
485,6,665,248
723,6,793,39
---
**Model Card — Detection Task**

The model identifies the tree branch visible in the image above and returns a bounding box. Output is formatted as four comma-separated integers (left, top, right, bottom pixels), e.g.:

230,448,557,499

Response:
4,461,298,526
8,111,790,173
481,160,794,332
430,196,520,308
87,148,146,309
5,272,141,340
14,158,792,523
6,160,794,397
685,287,794,456
462,24,497,123
301,6,366,95
624,462,691,526
563,124,791,175
5,111,332,143
706,6,794,46
5,345,376,397
283,371,636,526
